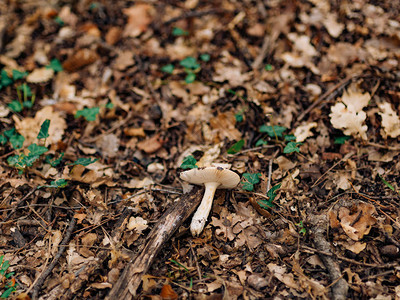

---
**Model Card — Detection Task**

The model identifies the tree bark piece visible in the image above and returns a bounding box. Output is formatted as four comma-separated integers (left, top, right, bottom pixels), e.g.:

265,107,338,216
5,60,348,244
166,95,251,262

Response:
107,186,203,300
310,214,349,300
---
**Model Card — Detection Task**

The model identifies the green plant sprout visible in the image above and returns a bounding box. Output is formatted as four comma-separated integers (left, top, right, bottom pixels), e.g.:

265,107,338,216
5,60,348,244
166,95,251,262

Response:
379,175,400,196
0,69,13,90
284,142,302,154
334,136,351,144
161,64,174,74
200,53,210,62
296,221,307,235
0,255,17,298
8,84,35,112
241,173,262,191
46,59,63,72
75,107,100,121
180,155,198,170
7,120,50,173
179,56,200,84
227,140,244,154
258,183,281,209
12,70,28,80
259,125,287,138
68,157,98,166
38,179,68,189
172,27,188,36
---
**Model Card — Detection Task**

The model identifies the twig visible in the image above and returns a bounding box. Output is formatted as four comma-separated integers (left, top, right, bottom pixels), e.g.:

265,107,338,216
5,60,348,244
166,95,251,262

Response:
107,187,203,299
311,152,354,188
31,217,76,299
366,142,400,151
189,242,203,284
164,9,228,25
3,188,37,221
297,75,354,122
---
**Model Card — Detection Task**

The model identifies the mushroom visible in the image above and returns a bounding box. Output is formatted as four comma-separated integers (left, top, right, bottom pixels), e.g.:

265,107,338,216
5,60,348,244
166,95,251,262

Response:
180,167,240,236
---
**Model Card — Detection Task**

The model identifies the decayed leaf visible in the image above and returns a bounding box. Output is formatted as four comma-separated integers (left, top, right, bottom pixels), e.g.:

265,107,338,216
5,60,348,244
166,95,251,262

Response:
26,67,54,83
123,4,154,37
330,86,371,140
267,263,299,290
126,216,148,234
63,48,99,72
338,203,377,241
294,122,317,142
378,102,400,138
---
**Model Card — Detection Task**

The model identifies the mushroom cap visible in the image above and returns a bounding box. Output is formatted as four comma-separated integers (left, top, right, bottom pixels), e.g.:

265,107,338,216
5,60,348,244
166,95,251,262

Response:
180,167,240,189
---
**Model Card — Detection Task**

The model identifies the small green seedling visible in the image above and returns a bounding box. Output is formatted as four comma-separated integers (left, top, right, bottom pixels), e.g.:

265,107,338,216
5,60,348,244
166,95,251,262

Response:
180,57,200,84
255,139,268,147
334,136,351,144
38,179,68,189
69,157,98,166
75,107,100,121
264,64,273,71
200,53,210,62
258,183,281,209
0,255,17,298
37,119,50,140
46,59,63,72
227,140,244,154
284,135,296,141
45,153,64,167
12,69,28,80
296,221,307,235
180,155,198,170
284,142,302,154
259,125,287,138
379,175,400,195
4,128,24,149
161,64,174,74
241,173,262,191
0,69,13,90
172,27,188,36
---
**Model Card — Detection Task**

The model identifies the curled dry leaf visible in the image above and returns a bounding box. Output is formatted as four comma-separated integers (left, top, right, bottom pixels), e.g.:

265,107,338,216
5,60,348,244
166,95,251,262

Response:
330,86,371,140
26,67,54,83
378,102,400,138
338,203,377,241
123,4,154,37
294,122,317,142
63,48,99,72
126,216,148,234
160,284,178,300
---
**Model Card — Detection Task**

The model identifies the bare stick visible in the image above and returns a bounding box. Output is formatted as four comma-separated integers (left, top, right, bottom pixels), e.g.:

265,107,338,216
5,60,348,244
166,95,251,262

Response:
309,214,348,300
31,217,76,299
107,186,203,299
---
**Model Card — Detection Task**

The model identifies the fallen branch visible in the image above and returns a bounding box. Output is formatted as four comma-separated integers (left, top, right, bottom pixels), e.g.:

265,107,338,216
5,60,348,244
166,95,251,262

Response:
31,216,76,300
309,214,348,300
107,186,203,299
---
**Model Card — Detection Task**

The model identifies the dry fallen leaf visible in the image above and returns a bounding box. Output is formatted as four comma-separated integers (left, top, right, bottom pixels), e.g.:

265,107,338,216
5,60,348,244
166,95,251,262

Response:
63,48,99,72
378,102,400,138
330,86,371,140
126,216,148,234
123,4,154,37
338,203,377,241
26,67,54,83
294,122,317,142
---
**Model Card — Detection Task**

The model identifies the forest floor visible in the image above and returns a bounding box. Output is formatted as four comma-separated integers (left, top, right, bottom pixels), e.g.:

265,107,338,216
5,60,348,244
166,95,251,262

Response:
1,0,400,299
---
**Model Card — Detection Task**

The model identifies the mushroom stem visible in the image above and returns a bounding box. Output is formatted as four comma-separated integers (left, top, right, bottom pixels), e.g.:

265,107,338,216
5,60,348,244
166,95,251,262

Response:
190,181,220,236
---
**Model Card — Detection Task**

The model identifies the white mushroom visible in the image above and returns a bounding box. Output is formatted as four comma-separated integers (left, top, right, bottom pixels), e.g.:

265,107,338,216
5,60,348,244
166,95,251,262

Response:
180,167,240,236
